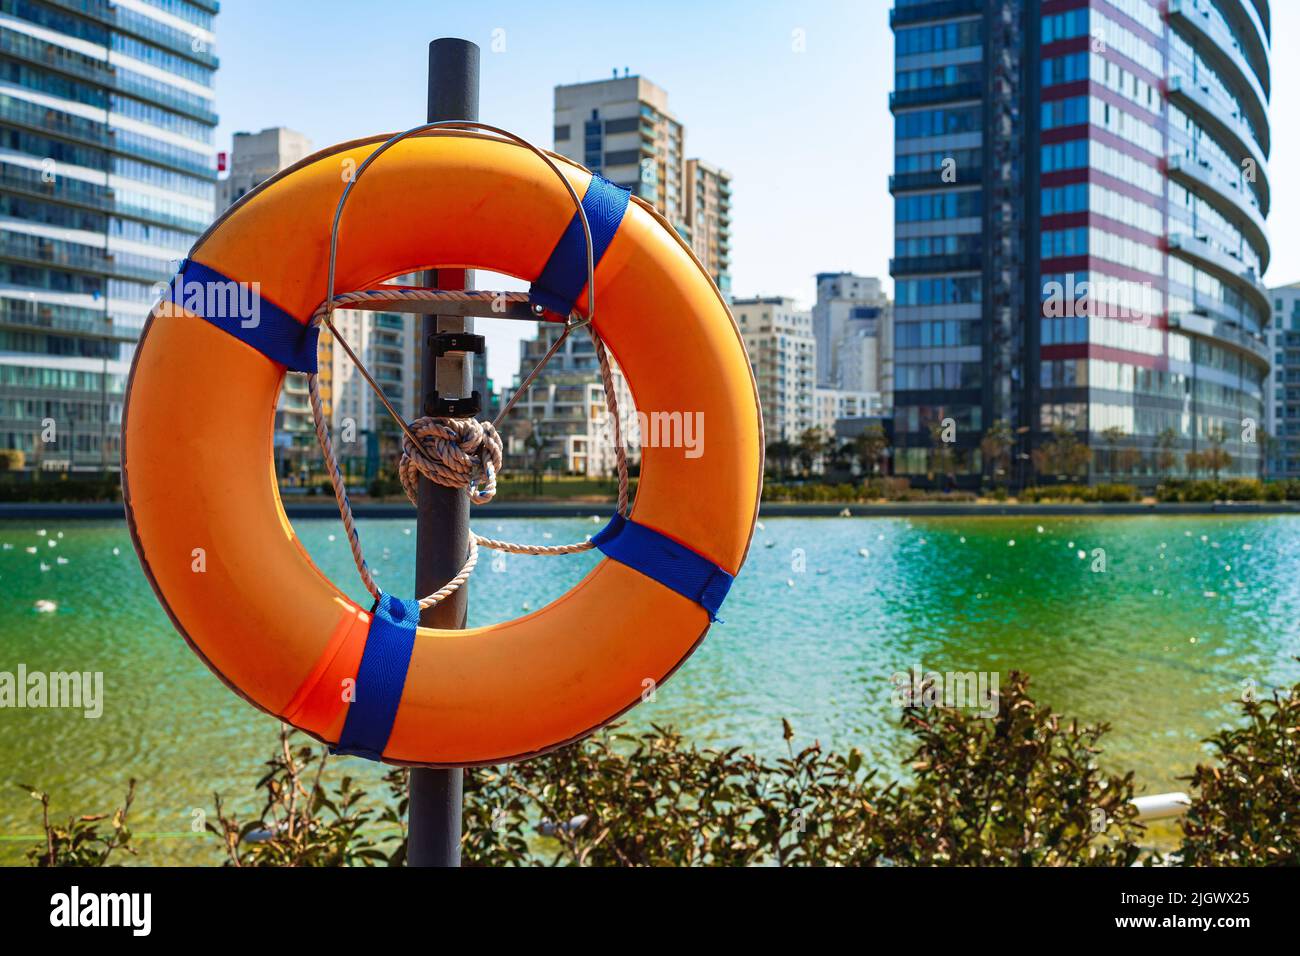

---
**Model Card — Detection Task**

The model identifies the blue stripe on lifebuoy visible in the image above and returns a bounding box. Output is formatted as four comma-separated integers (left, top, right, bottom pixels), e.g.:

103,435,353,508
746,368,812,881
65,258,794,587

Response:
166,259,319,373
332,592,421,761
529,175,631,317
591,514,734,622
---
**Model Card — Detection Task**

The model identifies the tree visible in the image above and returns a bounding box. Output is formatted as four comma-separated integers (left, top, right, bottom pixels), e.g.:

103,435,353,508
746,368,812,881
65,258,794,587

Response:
979,419,1013,487
1100,425,1126,476
1256,428,1275,478
926,420,956,490
1032,424,1092,482
512,419,547,494
766,439,795,481
852,424,889,478
796,427,831,478
1116,444,1142,476
1157,428,1181,478
1201,425,1233,479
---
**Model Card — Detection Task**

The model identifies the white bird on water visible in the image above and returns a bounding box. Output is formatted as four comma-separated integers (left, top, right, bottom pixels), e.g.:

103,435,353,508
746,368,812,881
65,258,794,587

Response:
34,600,57,613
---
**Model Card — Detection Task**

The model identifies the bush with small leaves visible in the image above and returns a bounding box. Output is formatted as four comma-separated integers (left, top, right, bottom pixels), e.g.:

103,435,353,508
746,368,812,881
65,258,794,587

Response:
19,779,136,867
1178,674,1300,866
205,726,398,867
881,672,1145,866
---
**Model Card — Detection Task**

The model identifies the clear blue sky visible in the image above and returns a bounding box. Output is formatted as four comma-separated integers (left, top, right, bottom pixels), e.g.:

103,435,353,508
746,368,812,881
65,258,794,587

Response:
212,0,1300,383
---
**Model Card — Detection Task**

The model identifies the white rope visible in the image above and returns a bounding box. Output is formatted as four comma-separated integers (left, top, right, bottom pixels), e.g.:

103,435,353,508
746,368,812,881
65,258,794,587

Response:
306,288,630,611
398,417,502,506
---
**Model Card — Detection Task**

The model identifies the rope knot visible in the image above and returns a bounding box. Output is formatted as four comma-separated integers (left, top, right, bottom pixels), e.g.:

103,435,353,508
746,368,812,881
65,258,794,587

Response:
399,417,503,506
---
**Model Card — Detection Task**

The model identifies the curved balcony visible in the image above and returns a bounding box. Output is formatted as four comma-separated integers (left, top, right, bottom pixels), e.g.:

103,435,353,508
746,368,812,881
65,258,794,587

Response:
889,167,982,193
42,0,218,69
1247,0,1270,41
1167,310,1270,368
890,81,982,111
1166,74,1270,216
890,0,982,28
1169,0,1270,133
889,252,982,276
1224,0,1270,94
1167,231,1271,322
1165,153,1268,272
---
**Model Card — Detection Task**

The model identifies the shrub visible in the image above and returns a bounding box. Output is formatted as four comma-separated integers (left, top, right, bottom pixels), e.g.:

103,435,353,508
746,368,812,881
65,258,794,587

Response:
1178,675,1300,865
762,478,985,503
0,476,121,502
29,671,1300,867
205,726,401,867
17,779,137,866
1021,483,1138,503
462,722,892,867
463,673,1139,866
884,671,1143,866
1090,482,1142,502
1157,479,1268,503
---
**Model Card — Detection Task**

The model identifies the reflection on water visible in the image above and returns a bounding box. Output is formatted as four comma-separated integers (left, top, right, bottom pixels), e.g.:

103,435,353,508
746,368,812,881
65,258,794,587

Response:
1,514,1297,863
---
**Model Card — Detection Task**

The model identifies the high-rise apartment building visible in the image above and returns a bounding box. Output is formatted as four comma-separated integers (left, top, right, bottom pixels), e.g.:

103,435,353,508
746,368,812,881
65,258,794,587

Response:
329,308,415,480
498,323,636,478
553,73,730,286
815,386,883,435
1265,282,1300,479
685,157,731,296
812,272,893,403
549,73,732,468
0,0,220,472
890,0,1271,486
218,125,311,208
732,296,815,444
554,74,686,235
218,126,332,482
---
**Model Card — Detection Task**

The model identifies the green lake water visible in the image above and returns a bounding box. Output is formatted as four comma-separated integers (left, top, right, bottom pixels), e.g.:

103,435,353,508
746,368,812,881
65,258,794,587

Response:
1,513,1298,864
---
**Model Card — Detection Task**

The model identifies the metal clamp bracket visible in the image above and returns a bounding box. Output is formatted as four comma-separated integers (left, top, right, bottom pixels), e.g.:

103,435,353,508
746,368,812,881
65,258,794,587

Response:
425,389,482,418
429,331,485,357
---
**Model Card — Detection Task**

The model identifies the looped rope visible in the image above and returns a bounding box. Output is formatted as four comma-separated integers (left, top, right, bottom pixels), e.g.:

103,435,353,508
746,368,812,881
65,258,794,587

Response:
307,287,630,611
399,417,502,506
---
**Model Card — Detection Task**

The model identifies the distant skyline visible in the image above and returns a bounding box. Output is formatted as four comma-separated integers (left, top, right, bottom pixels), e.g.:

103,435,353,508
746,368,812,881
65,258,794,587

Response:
212,1,1300,383
211,0,891,383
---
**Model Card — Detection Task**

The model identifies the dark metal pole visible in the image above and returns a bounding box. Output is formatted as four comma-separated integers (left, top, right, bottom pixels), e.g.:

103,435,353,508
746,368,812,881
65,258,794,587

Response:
407,37,480,868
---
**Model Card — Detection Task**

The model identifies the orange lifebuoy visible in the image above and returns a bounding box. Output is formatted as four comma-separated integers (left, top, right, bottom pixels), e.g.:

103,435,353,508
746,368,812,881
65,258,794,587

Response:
123,130,762,766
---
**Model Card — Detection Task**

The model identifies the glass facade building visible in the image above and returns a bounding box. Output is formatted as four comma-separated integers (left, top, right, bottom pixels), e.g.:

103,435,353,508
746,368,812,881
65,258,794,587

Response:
890,0,1271,485
1265,283,1300,479
0,0,218,472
